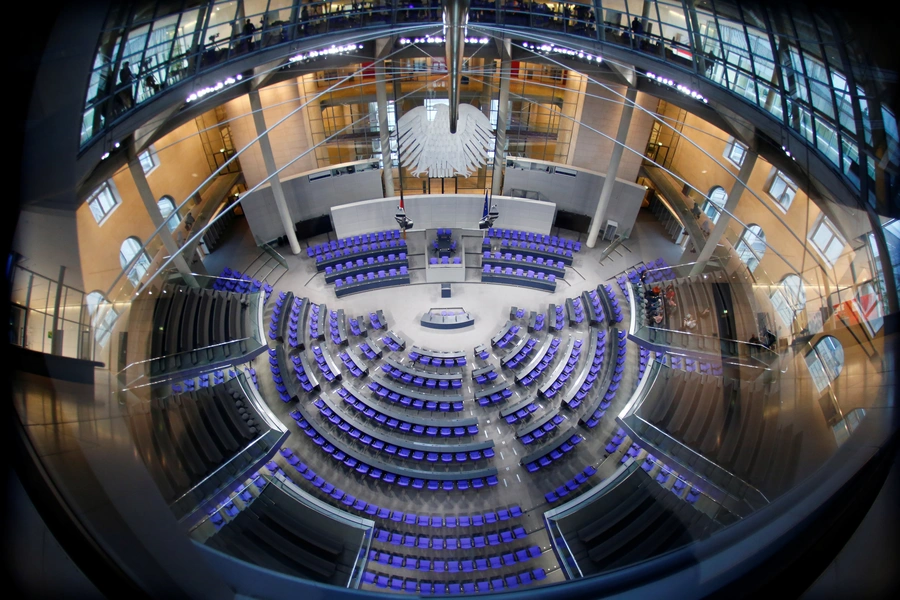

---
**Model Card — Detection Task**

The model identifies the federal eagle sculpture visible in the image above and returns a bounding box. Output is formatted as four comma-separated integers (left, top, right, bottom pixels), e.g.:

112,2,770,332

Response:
397,103,494,179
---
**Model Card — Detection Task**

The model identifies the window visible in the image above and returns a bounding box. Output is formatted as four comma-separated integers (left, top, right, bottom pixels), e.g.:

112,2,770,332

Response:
87,182,120,224
120,237,151,286
139,146,159,174
86,291,117,347
157,196,180,232
771,274,806,326
702,186,728,223
810,216,845,266
735,224,766,272
767,170,797,211
805,336,844,394
724,138,748,167
425,98,449,122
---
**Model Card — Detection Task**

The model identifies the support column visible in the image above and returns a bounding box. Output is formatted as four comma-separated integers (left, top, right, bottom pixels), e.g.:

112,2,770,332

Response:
50,265,66,355
586,86,638,248
689,150,758,276
249,88,301,254
375,37,395,198
491,40,511,197
682,0,706,75
128,157,199,287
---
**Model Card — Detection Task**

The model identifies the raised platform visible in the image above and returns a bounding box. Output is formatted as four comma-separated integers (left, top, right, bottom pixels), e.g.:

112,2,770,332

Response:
421,308,475,330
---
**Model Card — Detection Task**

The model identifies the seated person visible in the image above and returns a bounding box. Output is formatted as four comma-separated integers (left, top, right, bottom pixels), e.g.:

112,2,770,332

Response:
683,314,697,330
665,284,676,301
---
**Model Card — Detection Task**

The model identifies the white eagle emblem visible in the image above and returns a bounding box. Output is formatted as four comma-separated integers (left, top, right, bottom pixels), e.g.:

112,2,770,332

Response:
397,103,494,179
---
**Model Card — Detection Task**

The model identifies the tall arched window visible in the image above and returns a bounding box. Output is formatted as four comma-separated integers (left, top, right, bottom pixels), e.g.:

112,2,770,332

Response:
158,196,180,232
805,336,844,394
735,224,766,272
770,274,807,326
702,186,728,223
86,290,117,347
120,237,151,286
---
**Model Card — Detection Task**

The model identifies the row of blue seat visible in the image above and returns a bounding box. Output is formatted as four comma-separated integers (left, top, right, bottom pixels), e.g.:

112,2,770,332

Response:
482,264,557,282
369,311,385,330
483,251,566,270
602,284,624,323
334,266,409,287
551,304,565,330
374,525,527,549
366,381,464,411
358,341,380,360
503,337,538,369
382,333,405,352
367,544,541,573
491,238,574,260
337,387,475,435
477,385,513,407
520,414,566,445
430,256,462,265
312,398,492,464
473,369,498,385
363,567,546,594
486,227,581,252
328,310,347,346
324,252,407,275
311,345,340,383
581,330,628,428
339,350,366,378
307,229,401,257
170,368,231,393
275,448,517,526
379,363,463,389
523,433,583,472
586,288,606,324
564,330,607,410
544,465,598,503
314,239,407,263
288,411,497,490
518,337,562,386
625,258,674,284
493,324,521,349
308,302,322,340
214,267,272,295
540,339,582,397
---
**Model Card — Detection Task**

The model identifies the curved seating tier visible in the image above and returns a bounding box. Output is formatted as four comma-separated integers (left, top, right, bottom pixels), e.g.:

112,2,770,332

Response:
381,331,407,352
539,337,581,398
490,239,573,265
307,302,325,341
517,411,567,445
486,227,581,252
338,385,478,433
567,468,719,572
338,348,368,377
582,289,607,326
491,322,520,348
204,482,352,584
213,266,272,295
150,285,263,377
366,544,542,574
516,336,562,386
128,378,270,505
521,428,583,472
333,267,410,297
499,396,539,424
380,357,464,389
601,284,624,324
549,303,566,331
482,264,557,292
324,253,408,282
472,364,499,384
362,567,547,594
475,382,514,407
311,344,342,383
275,447,517,526
501,335,538,369
373,525,528,550
312,397,494,464
315,241,408,271
408,346,467,364
544,465,598,503
482,251,567,277
307,229,401,257
328,309,348,346
370,373,464,404
289,409,498,489
580,330,627,426
562,328,606,410
368,310,387,331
